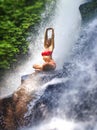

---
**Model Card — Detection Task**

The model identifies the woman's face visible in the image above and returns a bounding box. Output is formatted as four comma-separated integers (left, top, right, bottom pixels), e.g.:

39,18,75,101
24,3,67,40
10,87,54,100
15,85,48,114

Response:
47,38,51,46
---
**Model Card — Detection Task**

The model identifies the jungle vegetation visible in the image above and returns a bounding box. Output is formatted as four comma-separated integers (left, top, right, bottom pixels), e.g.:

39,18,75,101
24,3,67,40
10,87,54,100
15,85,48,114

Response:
0,0,56,72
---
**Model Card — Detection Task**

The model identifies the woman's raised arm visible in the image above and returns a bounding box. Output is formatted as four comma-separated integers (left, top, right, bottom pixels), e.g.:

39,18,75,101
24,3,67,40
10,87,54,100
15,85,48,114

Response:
44,28,54,49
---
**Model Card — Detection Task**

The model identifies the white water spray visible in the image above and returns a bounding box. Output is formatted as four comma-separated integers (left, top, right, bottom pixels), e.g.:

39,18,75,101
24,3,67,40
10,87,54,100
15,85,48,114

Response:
53,0,84,69
28,117,77,130
0,0,84,98
19,0,86,130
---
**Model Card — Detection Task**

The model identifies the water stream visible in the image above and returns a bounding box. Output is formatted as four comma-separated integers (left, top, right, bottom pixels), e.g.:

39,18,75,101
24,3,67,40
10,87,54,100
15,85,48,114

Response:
19,0,92,130
23,17,97,130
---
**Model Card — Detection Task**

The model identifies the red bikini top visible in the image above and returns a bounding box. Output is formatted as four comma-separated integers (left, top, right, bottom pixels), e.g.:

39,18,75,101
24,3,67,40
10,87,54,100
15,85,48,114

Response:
41,51,52,56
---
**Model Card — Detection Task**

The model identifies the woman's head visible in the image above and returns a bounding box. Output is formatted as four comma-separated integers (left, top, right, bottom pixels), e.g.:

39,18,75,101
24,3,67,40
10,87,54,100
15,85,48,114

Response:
46,38,51,46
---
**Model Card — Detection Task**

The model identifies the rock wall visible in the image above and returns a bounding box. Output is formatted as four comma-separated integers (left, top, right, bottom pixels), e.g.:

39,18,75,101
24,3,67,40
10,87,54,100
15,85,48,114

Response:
0,68,68,130
0,73,42,130
79,0,97,23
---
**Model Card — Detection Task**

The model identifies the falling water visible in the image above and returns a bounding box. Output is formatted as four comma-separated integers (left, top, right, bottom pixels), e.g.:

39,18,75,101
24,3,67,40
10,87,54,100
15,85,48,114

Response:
2,0,97,130
22,18,97,130
18,0,88,130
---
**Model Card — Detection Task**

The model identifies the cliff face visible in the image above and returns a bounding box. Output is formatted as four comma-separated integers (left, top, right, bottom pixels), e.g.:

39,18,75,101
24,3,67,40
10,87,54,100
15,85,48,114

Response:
0,73,43,130
0,70,67,130
79,0,97,23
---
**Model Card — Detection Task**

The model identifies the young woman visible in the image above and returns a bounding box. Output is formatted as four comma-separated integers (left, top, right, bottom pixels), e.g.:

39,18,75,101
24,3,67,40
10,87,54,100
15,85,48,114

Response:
33,28,56,71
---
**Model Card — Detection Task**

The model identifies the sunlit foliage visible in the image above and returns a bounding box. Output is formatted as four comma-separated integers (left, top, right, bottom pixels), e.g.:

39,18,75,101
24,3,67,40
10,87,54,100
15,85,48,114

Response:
0,0,56,70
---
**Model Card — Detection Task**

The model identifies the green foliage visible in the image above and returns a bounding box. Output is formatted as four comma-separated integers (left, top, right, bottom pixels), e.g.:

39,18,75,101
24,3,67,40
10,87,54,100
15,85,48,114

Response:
0,0,56,70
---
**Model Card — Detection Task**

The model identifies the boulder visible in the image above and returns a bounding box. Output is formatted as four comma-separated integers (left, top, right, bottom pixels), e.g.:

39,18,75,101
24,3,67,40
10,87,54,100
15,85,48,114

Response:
79,0,97,23
0,70,67,130
0,72,43,130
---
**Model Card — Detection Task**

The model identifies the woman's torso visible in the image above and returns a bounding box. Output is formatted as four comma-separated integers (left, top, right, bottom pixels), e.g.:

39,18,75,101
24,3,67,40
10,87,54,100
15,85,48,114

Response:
41,46,53,58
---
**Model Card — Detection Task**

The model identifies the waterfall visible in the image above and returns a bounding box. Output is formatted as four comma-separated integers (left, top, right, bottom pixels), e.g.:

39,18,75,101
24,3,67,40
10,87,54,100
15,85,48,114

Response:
0,0,84,98
22,18,97,130
1,0,97,129
17,0,87,130
53,0,84,69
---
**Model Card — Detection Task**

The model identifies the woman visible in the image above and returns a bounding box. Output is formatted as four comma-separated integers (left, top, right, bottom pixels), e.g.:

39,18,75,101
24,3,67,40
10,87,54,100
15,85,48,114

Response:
33,28,56,71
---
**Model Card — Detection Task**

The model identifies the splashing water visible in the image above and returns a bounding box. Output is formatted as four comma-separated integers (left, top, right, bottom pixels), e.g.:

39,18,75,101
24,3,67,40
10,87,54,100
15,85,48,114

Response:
25,17,97,130
53,0,84,69
3,0,97,130
27,117,77,130
18,0,87,130
48,17,97,130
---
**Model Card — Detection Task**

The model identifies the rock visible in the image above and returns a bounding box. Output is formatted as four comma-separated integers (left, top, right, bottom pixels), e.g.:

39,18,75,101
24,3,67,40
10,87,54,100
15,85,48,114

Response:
0,70,67,130
0,72,42,130
79,0,97,23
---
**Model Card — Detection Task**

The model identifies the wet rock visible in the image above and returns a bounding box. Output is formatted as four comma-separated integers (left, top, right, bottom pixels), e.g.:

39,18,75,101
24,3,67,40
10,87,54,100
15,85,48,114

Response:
0,73,42,130
0,70,67,130
79,0,97,23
